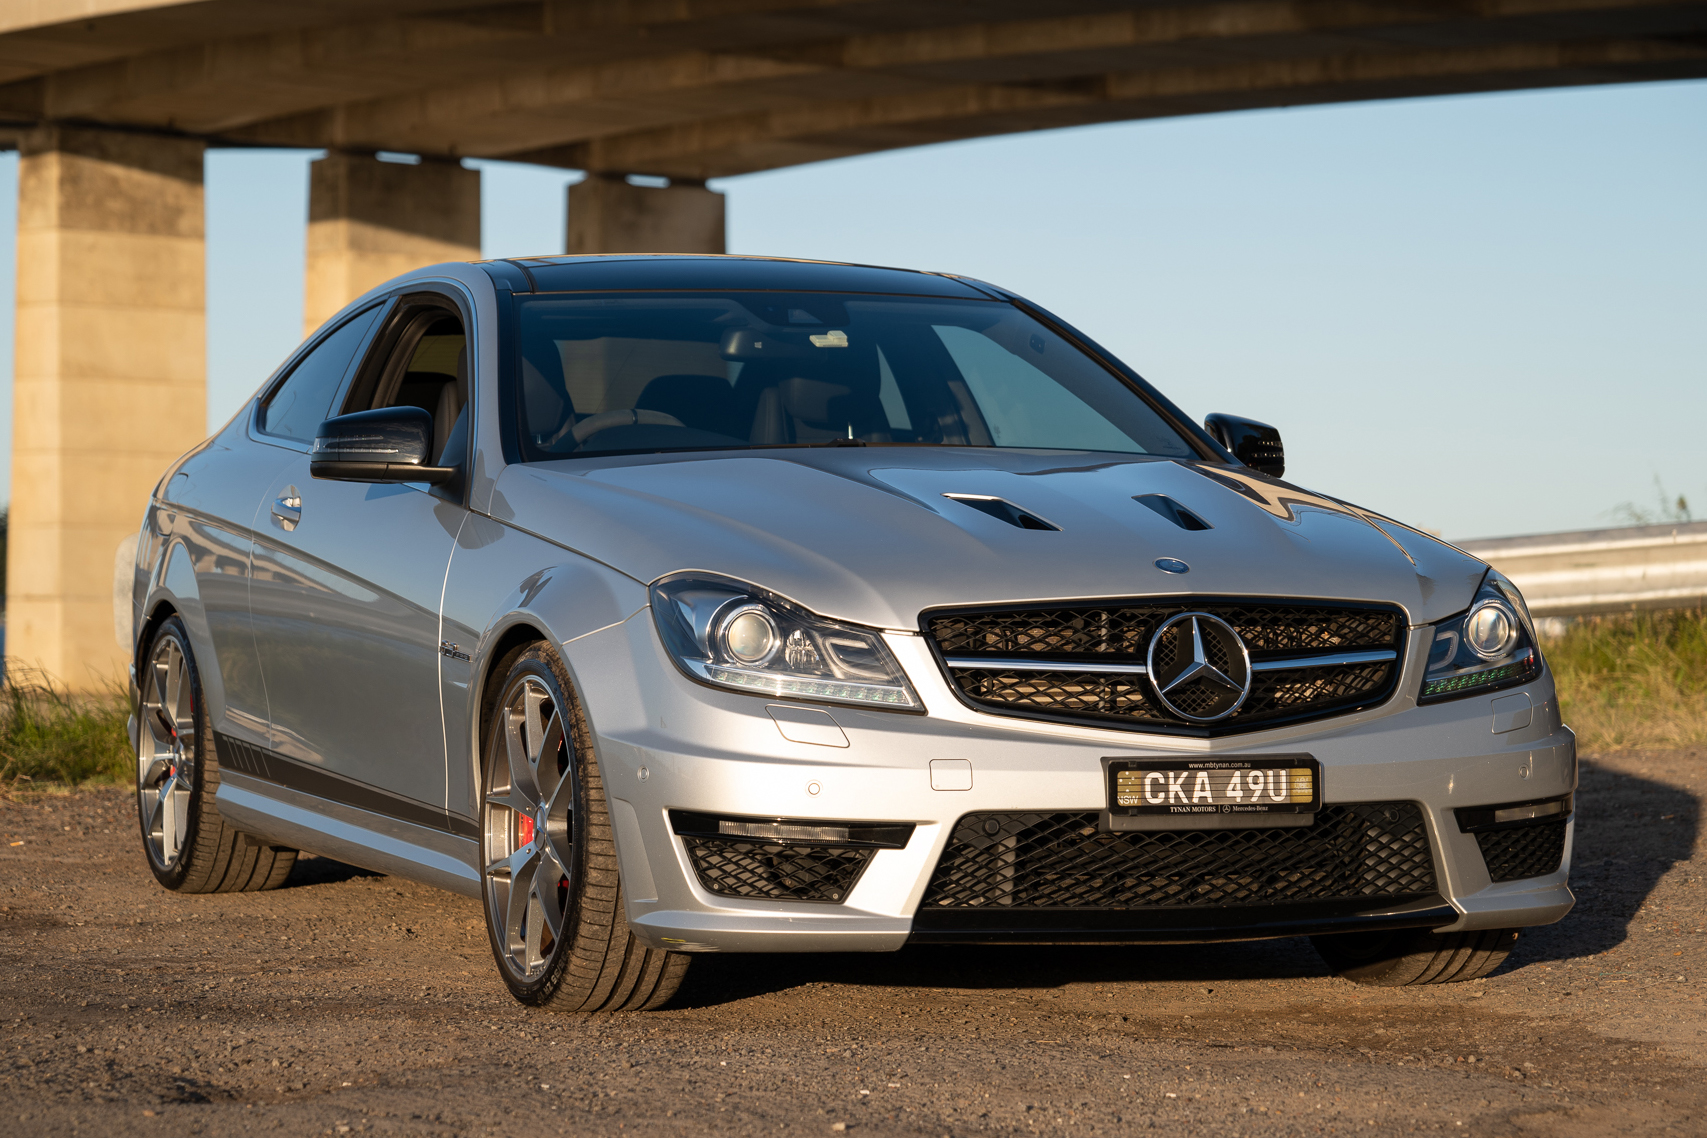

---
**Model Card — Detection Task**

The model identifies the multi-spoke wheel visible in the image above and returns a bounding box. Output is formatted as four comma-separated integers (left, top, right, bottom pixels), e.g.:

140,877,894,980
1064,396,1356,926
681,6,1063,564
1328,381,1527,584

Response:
139,631,197,871
135,616,297,893
480,643,688,1011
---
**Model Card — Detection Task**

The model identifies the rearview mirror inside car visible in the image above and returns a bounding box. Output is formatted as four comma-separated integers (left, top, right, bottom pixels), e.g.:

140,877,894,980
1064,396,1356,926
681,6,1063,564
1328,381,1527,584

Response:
1204,412,1285,479
310,406,457,484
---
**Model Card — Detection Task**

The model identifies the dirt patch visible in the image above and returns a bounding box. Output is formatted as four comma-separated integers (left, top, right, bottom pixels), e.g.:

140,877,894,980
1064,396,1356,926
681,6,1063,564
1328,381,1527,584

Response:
2,750,1703,1136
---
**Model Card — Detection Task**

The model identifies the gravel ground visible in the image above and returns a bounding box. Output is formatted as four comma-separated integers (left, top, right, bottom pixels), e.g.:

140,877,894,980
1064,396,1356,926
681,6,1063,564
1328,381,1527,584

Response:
2,749,1703,1137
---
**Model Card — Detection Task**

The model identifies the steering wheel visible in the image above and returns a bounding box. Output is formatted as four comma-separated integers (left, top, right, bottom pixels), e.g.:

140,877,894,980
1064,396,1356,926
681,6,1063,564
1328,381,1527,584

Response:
537,408,686,449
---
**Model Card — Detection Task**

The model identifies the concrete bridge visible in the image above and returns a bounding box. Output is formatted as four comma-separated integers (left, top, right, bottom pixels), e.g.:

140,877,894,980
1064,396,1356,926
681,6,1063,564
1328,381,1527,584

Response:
3,0,1704,685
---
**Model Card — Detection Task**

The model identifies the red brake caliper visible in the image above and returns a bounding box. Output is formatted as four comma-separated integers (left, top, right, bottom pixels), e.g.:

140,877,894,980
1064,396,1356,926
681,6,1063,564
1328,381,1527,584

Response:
154,710,178,778
517,814,536,846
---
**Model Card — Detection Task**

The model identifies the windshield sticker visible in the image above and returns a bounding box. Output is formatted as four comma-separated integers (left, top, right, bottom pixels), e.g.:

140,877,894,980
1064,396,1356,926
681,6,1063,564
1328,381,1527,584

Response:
809,330,849,348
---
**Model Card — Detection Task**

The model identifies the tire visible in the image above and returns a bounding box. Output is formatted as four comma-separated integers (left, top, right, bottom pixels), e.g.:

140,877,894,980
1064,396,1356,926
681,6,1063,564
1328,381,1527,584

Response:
1311,926,1519,986
136,616,297,893
479,643,688,1012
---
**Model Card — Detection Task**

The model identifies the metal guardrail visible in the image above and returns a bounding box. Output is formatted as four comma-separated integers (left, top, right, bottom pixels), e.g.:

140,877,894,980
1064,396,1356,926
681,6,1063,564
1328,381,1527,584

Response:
1456,520,1707,618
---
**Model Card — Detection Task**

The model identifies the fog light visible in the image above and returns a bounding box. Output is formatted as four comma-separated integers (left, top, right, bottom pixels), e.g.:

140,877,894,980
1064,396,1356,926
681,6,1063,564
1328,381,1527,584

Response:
1493,799,1567,825
719,820,850,843
1455,793,1572,834
670,810,914,849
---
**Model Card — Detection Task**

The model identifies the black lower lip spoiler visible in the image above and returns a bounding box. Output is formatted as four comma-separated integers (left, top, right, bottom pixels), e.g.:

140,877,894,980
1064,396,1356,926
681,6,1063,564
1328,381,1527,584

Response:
905,895,1455,945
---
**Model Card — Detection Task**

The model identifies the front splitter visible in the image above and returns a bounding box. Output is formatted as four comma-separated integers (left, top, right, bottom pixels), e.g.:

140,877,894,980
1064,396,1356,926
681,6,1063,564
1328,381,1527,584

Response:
906,895,1456,945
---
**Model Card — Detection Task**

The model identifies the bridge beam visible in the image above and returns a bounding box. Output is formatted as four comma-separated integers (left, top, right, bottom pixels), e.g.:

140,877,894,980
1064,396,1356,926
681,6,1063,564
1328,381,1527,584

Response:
566,175,725,255
305,153,481,336
7,125,206,686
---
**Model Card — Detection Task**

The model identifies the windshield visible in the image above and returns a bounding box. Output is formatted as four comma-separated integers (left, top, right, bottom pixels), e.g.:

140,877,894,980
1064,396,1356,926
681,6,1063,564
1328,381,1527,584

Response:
514,292,1197,459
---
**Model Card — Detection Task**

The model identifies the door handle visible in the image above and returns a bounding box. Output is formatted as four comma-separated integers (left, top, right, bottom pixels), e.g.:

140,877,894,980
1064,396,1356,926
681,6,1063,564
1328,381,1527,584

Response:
271,489,302,531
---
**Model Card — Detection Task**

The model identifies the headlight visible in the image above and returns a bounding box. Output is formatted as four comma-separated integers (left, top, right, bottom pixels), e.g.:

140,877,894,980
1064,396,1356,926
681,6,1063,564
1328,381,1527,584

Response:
650,574,922,710
1419,569,1542,702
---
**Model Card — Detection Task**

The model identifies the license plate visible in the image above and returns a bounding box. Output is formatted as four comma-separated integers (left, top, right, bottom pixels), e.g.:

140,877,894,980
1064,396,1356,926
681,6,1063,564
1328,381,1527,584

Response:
1106,755,1321,821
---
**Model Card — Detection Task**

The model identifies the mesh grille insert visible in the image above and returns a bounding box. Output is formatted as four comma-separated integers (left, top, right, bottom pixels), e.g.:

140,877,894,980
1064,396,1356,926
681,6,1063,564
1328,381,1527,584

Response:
683,838,873,903
1475,822,1568,883
928,599,1404,735
921,803,1435,910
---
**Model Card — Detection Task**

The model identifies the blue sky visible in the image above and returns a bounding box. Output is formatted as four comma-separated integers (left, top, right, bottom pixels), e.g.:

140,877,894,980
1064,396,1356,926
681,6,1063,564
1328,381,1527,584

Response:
0,79,1702,540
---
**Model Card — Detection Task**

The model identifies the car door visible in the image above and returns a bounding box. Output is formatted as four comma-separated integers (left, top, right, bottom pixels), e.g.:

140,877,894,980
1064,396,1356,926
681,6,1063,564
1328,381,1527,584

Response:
248,290,473,816
157,302,387,747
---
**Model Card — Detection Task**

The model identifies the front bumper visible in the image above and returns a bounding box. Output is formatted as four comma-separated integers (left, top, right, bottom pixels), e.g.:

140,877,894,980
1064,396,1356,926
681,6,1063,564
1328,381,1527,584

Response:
564,612,1576,953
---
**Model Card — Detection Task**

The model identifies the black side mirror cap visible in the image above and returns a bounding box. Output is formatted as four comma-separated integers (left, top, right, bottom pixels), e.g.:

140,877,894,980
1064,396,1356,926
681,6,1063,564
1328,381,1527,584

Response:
1204,412,1284,479
310,406,458,484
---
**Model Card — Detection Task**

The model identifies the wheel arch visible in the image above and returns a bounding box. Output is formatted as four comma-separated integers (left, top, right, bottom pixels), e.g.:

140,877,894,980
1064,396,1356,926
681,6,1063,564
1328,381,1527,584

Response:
136,536,230,722
477,621,552,733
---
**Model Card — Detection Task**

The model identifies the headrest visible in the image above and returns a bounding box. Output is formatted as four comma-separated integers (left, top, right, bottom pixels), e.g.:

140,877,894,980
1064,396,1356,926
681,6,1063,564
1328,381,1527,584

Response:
780,375,859,425
638,374,730,407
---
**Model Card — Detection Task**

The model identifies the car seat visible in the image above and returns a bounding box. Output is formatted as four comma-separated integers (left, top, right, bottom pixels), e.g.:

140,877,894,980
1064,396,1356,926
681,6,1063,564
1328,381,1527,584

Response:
735,360,893,445
635,374,745,441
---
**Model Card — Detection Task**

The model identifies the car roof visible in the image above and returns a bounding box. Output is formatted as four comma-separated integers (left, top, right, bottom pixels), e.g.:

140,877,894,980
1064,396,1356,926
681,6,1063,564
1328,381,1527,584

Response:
480,253,999,299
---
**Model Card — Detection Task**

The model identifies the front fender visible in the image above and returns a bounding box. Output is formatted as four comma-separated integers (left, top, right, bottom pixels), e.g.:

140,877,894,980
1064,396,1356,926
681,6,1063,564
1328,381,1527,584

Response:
441,513,650,822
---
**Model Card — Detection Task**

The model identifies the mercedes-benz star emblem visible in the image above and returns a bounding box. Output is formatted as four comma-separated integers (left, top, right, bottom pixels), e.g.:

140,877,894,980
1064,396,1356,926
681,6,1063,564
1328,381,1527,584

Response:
1145,612,1254,722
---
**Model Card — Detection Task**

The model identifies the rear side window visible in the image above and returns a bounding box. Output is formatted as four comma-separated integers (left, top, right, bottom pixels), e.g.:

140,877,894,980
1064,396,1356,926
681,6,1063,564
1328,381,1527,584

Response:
259,306,382,442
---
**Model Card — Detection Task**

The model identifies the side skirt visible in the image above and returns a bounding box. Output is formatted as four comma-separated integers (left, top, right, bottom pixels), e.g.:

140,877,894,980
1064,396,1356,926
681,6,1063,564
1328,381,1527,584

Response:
216,771,481,898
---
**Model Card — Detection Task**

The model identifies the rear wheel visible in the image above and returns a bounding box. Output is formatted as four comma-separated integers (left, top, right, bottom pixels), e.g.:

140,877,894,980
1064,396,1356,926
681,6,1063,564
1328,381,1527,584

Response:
479,643,688,1012
1312,926,1518,986
136,616,297,893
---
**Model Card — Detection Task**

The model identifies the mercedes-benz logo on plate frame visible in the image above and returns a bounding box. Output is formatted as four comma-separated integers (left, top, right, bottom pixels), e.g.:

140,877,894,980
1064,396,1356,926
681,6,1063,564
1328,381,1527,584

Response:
1145,612,1254,722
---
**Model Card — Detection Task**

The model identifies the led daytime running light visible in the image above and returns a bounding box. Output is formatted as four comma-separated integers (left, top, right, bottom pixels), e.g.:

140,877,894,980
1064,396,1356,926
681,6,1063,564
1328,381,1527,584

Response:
702,664,915,705
1420,651,1536,699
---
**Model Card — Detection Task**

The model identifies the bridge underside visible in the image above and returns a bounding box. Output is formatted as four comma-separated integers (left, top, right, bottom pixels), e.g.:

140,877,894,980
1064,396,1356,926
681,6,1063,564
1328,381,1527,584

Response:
0,0,1703,683
0,0,1703,178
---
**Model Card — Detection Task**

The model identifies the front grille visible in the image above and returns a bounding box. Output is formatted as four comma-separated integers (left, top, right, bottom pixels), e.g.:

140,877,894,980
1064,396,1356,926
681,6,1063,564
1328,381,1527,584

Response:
927,599,1404,735
1475,821,1568,882
682,837,873,903
921,803,1436,910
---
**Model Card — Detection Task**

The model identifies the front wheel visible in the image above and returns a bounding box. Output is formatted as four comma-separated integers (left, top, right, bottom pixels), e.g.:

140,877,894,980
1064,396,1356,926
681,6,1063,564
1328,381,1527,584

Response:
136,616,297,892
1311,926,1519,986
479,643,688,1012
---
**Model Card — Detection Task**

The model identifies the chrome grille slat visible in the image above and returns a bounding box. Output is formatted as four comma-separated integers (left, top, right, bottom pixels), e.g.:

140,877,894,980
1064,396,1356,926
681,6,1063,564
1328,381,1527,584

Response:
927,599,1405,735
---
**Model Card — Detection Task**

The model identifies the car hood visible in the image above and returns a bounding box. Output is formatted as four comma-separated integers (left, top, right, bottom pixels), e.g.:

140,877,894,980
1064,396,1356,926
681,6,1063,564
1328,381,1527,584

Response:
489,449,1488,630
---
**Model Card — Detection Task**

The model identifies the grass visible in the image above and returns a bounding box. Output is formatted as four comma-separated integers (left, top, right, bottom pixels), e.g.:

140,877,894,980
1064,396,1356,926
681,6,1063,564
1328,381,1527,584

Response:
1547,608,1707,752
0,664,132,789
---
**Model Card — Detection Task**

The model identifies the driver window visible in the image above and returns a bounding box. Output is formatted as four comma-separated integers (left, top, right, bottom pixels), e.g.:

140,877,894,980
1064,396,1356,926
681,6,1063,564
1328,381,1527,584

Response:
259,305,382,443
344,304,469,467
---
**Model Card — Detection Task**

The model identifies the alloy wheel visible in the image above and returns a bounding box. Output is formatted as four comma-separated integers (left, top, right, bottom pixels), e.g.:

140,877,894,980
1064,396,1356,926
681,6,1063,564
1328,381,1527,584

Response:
482,674,578,981
138,633,196,870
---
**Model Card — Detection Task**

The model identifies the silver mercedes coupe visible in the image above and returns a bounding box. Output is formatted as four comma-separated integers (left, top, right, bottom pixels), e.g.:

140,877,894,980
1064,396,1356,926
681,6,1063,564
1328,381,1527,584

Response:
125,255,1575,1012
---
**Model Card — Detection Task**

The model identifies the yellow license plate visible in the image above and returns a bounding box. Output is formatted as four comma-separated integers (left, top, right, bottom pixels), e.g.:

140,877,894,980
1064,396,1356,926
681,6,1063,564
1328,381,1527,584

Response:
1107,755,1320,818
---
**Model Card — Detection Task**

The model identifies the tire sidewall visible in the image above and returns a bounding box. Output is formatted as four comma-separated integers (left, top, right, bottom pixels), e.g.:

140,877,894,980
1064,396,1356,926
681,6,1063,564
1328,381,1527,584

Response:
480,646,592,1005
136,616,211,890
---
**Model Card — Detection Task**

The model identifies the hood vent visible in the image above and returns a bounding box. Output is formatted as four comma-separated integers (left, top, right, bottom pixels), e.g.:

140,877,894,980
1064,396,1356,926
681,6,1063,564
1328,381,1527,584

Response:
943,494,1058,531
1134,494,1211,532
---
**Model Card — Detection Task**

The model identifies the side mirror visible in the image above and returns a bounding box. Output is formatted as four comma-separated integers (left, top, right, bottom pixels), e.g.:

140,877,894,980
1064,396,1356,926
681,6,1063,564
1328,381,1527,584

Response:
310,406,457,484
1204,413,1284,478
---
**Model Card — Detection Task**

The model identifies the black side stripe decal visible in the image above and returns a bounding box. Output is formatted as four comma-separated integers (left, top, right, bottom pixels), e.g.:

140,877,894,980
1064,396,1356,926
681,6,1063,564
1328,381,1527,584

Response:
212,731,478,839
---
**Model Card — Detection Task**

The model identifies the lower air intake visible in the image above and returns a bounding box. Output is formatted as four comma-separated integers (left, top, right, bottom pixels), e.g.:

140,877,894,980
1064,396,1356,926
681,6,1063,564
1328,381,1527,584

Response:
1475,821,1568,882
921,803,1436,910
683,837,874,903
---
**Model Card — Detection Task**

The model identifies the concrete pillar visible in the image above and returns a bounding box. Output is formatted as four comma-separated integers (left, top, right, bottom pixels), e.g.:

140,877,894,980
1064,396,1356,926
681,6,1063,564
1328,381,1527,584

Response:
567,175,725,254
304,154,480,336
8,126,207,687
